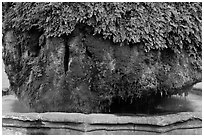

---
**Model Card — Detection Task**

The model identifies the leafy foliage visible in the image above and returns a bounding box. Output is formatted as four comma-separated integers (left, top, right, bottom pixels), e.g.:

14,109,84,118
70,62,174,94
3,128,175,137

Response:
2,2,202,54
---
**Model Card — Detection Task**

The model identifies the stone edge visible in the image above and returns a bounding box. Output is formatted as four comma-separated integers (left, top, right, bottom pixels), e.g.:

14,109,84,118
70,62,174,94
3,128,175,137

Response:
2,112,202,135
2,112,202,126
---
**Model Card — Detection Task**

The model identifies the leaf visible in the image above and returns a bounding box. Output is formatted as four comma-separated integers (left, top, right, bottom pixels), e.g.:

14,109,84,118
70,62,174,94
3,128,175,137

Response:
2,2,201,54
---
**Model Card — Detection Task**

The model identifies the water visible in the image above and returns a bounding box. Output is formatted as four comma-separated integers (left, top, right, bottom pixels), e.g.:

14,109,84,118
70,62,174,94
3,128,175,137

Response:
2,62,10,89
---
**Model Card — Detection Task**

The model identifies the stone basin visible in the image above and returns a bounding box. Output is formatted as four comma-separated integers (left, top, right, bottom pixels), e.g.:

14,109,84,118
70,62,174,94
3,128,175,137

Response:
2,4,202,134
2,86,202,135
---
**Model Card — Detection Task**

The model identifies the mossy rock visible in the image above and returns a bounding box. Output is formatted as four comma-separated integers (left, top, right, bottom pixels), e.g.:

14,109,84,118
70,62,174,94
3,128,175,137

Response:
2,2,202,113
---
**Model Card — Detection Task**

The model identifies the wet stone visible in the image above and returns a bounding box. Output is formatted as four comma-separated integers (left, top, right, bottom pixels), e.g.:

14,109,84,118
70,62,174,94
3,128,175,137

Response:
2,25,202,113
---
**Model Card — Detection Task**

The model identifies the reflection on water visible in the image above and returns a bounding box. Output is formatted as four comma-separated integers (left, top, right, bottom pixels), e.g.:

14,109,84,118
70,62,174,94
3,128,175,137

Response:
154,93,202,114
2,92,201,115
2,95,32,114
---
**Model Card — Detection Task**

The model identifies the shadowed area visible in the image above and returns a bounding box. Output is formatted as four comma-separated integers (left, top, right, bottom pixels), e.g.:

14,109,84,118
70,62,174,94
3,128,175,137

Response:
2,91,201,115
2,62,202,114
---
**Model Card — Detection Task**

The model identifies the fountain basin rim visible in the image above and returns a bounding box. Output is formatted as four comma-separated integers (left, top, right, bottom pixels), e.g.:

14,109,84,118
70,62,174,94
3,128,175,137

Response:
2,112,202,126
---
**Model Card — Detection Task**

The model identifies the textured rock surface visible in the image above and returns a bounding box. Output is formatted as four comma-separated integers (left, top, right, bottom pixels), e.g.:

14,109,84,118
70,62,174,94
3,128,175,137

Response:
2,25,202,113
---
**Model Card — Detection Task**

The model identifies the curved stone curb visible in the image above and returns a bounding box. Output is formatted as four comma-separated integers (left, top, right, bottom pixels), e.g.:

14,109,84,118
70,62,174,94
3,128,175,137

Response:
2,112,202,135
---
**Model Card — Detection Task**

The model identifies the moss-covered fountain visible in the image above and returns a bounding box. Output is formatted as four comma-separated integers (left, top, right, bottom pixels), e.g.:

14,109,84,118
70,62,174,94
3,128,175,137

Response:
2,2,202,135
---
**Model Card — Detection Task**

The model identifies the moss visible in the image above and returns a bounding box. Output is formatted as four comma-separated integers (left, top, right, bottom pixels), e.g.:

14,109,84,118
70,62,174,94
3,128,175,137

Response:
2,2,202,55
2,3,202,113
